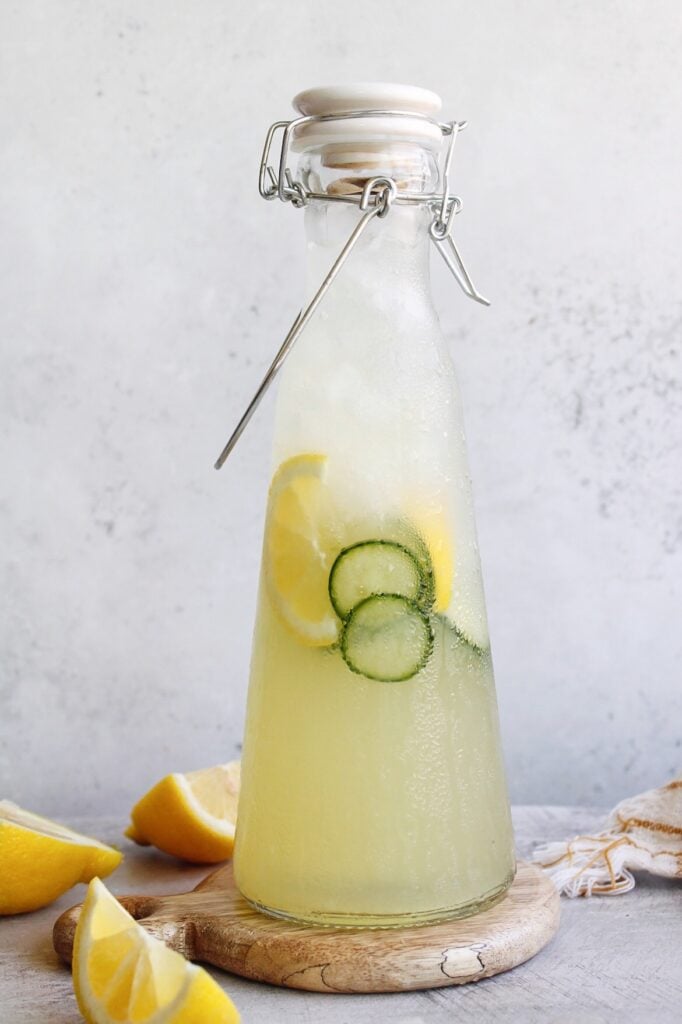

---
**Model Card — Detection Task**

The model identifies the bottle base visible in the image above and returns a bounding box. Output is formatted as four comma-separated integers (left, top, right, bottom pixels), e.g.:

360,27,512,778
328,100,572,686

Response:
242,868,516,930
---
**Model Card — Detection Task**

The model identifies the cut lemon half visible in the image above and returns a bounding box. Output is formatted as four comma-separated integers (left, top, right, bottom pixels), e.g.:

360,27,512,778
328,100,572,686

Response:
73,877,239,1024
125,762,240,864
0,801,122,915
264,453,339,646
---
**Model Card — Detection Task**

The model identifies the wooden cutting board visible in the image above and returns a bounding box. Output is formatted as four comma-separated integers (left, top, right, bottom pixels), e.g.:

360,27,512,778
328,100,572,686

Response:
53,861,559,993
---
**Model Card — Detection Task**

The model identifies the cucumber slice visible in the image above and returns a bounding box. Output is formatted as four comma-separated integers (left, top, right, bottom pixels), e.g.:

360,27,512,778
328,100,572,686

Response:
329,541,428,619
442,588,490,652
340,594,434,682
437,613,489,656
334,518,436,610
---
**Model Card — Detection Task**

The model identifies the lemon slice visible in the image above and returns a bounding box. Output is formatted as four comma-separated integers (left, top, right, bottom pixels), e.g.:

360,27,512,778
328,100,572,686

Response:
0,801,122,915
412,514,454,613
73,877,239,1024
125,762,240,864
264,453,339,646
412,507,491,650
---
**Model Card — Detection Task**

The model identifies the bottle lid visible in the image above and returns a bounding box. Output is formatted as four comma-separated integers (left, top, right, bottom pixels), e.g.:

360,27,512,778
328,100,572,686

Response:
291,83,443,155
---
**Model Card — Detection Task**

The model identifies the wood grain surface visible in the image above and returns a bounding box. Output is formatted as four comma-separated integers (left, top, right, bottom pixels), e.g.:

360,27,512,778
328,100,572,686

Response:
53,861,559,993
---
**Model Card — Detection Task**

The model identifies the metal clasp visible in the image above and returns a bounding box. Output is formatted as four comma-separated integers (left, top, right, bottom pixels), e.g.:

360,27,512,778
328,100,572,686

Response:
215,112,489,469
214,177,397,470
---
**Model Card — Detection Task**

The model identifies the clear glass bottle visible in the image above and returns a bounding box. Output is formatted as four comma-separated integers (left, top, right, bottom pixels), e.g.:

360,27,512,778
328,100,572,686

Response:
233,85,515,927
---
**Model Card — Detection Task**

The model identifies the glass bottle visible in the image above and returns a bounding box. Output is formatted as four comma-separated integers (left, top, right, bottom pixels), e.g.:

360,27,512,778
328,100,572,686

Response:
231,85,515,927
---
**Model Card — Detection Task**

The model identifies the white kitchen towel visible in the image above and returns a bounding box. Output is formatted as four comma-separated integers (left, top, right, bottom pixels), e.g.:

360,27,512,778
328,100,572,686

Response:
532,778,682,897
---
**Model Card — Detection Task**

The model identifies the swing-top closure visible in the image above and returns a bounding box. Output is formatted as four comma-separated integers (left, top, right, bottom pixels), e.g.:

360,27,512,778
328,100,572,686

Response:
215,90,489,470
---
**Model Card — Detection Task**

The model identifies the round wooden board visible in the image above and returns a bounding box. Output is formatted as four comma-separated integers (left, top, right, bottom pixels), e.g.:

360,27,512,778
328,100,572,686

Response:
54,861,559,993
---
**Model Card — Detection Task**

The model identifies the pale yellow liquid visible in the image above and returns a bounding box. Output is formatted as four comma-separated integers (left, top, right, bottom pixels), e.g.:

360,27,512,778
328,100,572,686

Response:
234,202,515,926
235,585,515,926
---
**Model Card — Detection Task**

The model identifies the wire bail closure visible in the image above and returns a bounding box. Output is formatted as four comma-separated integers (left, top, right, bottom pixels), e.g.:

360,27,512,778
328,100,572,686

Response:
214,112,489,470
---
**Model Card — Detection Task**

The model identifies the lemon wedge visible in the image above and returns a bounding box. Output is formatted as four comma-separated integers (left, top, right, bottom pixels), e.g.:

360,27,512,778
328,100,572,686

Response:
125,762,240,864
0,801,122,915
264,453,339,646
73,877,239,1024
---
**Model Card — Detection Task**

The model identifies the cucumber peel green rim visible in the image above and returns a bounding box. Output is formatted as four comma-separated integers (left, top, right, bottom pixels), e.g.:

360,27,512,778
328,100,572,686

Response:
340,593,434,682
328,539,432,620
437,612,489,656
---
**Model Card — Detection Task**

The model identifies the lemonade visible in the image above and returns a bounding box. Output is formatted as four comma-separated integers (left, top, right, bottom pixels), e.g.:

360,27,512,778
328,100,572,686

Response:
232,86,515,926
237,581,513,925
233,217,515,926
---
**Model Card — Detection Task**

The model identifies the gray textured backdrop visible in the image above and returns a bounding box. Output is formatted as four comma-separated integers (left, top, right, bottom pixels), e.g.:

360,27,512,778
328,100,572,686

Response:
1,0,680,816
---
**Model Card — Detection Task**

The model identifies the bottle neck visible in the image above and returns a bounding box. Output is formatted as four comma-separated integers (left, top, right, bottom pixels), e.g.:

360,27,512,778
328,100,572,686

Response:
303,201,433,302
297,139,440,196
297,141,440,326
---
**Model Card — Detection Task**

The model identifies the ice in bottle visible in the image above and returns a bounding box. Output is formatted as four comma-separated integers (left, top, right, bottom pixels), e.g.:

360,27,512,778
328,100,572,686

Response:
230,84,515,927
